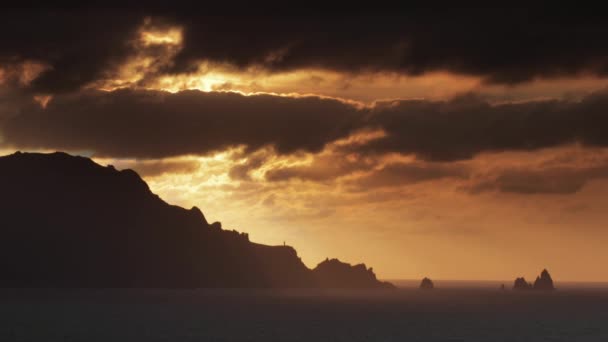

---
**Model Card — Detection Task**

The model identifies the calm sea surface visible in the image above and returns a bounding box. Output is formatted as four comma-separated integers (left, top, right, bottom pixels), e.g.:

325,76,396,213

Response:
1,284,608,341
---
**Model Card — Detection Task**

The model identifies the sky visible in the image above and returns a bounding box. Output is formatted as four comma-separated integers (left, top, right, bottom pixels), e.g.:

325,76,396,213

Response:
2,8,608,281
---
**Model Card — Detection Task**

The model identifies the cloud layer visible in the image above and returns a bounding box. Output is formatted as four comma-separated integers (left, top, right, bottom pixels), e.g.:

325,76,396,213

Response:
4,8,608,281
3,10,608,93
4,89,608,162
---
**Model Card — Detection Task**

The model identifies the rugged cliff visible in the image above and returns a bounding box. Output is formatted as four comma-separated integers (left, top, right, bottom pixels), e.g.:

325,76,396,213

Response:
0,152,392,289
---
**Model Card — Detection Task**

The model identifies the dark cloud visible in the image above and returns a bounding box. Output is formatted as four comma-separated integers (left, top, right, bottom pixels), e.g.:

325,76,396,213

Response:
0,88,32,121
0,9,145,93
3,89,608,162
168,11,608,84
2,89,362,158
110,159,200,178
3,9,608,93
361,92,608,161
345,162,469,190
469,165,608,195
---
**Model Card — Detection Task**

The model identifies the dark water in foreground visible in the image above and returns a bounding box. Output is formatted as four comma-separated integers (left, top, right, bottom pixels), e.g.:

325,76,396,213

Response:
1,287,608,341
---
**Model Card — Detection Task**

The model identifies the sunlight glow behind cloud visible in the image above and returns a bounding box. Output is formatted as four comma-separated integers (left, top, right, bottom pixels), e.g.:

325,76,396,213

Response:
3,12,608,281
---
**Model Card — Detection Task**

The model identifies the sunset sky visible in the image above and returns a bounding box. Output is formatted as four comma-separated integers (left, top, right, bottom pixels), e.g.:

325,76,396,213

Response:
2,9,608,281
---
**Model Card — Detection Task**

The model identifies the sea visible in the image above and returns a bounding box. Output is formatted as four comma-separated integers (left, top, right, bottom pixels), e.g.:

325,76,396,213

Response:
1,280,608,341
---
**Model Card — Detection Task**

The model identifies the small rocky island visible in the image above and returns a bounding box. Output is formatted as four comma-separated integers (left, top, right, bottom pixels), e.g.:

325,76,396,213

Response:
533,269,556,290
513,277,533,290
513,269,555,291
313,258,394,288
419,277,434,290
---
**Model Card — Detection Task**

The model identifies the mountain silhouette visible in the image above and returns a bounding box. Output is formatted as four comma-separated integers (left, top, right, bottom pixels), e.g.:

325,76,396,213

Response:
0,152,393,288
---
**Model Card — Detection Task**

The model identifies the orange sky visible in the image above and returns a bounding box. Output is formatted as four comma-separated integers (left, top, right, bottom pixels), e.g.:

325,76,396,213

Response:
83,144,608,282
3,19,608,282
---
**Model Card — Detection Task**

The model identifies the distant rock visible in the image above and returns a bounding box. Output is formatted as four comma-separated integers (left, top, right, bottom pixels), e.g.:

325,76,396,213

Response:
513,277,532,290
419,277,434,290
513,269,556,291
312,258,395,289
533,269,555,291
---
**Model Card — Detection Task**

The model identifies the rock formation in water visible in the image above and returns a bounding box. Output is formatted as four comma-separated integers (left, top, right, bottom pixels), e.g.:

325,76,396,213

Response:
533,269,555,291
419,277,434,289
513,277,533,290
0,152,393,289
513,269,556,291
312,258,394,289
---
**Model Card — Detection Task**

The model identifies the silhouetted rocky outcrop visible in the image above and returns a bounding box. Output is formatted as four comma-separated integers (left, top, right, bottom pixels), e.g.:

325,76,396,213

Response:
312,258,394,289
0,152,392,289
419,277,434,290
533,269,555,291
513,277,532,290
513,269,556,291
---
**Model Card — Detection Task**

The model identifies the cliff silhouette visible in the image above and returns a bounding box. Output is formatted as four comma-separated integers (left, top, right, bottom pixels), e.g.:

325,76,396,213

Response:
0,152,392,289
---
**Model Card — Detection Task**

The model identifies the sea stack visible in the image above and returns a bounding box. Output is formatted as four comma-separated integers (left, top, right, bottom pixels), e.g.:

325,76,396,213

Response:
513,277,532,290
513,269,556,291
533,269,555,291
420,277,434,290
312,258,395,289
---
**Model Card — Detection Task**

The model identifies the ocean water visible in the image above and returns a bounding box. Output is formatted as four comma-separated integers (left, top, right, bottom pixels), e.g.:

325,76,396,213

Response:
1,286,608,341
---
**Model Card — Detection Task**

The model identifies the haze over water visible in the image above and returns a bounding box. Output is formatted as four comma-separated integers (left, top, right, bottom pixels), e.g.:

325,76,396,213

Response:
391,279,608,289
2,286,608,341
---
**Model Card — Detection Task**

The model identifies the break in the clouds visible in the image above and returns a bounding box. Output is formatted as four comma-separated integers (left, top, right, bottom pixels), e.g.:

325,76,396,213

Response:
3,9,608,93
3,89,608,162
